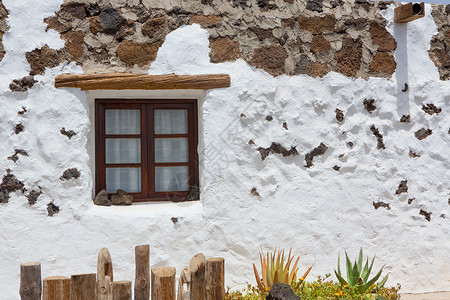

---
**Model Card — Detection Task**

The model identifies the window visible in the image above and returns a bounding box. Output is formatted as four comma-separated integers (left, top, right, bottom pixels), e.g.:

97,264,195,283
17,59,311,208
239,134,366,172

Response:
95,99,199,202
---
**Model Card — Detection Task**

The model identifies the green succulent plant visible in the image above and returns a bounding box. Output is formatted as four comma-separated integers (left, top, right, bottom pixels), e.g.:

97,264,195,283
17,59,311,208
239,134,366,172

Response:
253,247,314,291
334,248,389,293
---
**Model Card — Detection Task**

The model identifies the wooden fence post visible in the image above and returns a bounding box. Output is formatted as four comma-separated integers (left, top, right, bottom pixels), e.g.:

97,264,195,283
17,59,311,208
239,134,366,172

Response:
151,267,176,300
19,262,42,300
189,254,206,300
206,258,225,300
113,281,132,300
70,273,96,300
135,245,150,300
177,267,191,300
43,276,70,300
97,248,114,300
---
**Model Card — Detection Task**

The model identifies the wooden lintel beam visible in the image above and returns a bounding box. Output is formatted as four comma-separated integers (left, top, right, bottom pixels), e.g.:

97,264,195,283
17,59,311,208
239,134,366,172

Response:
54,73,231,90
394,2,424,23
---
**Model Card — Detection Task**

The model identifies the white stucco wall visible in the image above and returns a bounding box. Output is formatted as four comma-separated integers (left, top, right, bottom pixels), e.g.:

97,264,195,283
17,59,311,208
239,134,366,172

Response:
0,0,449,298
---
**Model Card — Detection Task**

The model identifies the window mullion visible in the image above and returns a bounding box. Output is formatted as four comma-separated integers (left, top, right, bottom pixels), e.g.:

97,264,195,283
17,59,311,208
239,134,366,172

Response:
95,102,105,193
188,103,196,188
141,104,148,198
101,103,107,192
147,104,155,197
194,102,199,191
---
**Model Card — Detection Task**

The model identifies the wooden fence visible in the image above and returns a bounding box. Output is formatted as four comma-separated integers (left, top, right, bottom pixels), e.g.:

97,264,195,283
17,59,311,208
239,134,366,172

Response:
19,245,225,300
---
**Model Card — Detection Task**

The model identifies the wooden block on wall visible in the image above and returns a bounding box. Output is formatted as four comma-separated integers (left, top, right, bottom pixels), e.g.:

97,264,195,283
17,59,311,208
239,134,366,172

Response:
394,2,425,23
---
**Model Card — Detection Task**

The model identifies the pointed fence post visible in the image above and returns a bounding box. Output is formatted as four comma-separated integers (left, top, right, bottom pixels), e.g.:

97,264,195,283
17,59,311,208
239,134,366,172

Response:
97,248,114,300
43,276,70,300
70,273,96,300
113,281,132,300
151,267,176,300
206,258,225,300
189,254,206,300
135,244,150,300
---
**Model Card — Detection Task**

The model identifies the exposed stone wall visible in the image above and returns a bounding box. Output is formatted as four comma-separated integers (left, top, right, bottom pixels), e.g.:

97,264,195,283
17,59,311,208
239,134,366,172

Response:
32,0,401,78
429,4,450,80
0,0,8,62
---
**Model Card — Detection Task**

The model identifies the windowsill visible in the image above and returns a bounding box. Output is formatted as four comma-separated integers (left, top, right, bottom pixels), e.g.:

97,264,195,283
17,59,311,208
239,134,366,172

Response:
86,200,203,218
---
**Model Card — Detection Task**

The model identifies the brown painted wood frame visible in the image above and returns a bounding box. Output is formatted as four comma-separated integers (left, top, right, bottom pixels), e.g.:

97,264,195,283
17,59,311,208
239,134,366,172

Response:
55,73,230,90
95,99,199,202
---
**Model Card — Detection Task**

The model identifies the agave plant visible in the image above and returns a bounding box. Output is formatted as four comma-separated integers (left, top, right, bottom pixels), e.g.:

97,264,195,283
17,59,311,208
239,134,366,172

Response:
253,247,314,291
334,248,389,293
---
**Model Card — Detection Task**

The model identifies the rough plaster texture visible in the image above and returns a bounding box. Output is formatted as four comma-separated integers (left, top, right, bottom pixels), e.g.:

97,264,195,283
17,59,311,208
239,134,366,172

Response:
429,4,450,80
0,0,449,299
29,0,403,79
0,0,8,62
25,0,448,81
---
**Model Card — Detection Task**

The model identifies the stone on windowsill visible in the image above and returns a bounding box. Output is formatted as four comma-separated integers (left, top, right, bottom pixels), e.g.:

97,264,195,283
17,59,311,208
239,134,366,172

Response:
94,189,112,206
111,189,133,205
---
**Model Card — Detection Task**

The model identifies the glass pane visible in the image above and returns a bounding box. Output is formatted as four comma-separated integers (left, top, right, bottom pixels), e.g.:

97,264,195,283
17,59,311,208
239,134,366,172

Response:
106,168,141,193
155,138,188,163
155,166,189,192
106,138,141,164
105,109,140,134
154,110,188,134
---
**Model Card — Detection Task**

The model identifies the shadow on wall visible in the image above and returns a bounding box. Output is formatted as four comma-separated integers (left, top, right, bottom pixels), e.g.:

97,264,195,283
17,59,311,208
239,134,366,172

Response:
394,22,410,117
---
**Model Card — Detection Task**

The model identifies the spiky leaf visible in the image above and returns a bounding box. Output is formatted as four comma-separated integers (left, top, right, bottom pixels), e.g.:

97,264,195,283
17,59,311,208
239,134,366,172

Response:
334,270,348,286
345,252,354,285
361,258,370,282
357,248,363,274
288,256,300,284
365,267,383,290
377,274,389,288
261,253,267,287
337,254,342,276
350,260,360,286
300,261,314,283
253,263,264,290
364,256,376,282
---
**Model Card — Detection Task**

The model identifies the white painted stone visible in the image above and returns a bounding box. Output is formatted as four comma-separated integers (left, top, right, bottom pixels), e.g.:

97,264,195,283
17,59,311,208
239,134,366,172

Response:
0,1,448,299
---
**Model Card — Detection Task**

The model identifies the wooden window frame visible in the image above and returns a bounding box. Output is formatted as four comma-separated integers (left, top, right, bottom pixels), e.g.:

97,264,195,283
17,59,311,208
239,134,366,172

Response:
95,98,199,202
